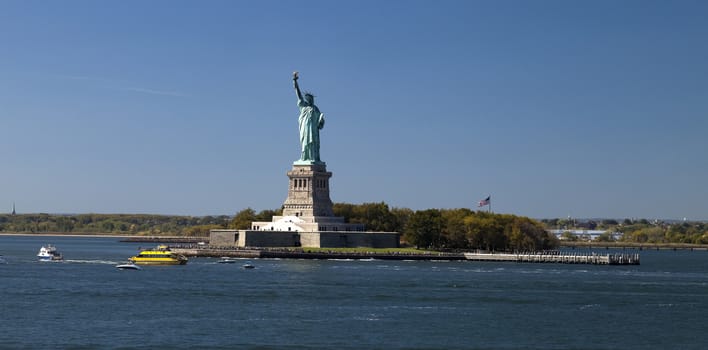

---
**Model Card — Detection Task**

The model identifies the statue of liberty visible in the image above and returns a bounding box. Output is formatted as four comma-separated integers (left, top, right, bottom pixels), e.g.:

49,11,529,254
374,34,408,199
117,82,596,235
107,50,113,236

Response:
293,71,325,164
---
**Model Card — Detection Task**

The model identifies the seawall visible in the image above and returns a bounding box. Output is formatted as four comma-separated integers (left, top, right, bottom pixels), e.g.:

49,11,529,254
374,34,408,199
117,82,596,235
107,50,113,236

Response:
171,248,465,261
171,248,639,264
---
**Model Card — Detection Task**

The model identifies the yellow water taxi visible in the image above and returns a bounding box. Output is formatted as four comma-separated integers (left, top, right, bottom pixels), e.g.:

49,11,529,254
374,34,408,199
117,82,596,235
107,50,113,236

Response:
129,245,188,265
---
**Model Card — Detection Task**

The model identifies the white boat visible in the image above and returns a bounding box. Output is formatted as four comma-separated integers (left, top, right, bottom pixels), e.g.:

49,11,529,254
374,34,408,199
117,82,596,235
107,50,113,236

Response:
217,257,238,264
242,261,255,269
116,262,141,270
37,245,63,262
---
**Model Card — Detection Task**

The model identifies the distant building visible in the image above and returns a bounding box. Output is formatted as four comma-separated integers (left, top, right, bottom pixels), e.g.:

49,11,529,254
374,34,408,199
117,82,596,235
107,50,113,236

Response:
549,229,622,241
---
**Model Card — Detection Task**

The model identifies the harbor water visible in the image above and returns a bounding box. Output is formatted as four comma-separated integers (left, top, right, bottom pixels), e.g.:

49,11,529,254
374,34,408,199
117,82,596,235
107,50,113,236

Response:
1,235,707,349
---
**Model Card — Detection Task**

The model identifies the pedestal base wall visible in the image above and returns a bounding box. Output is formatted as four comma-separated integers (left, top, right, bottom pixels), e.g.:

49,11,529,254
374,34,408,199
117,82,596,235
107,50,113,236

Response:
209,229,399,248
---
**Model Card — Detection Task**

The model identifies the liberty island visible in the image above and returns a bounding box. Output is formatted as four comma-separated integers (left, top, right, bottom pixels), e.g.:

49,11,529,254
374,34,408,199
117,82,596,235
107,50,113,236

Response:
209,73,399,248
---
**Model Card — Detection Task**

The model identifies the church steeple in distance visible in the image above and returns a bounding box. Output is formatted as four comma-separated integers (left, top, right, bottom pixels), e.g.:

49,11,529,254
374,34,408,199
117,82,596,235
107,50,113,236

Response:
11,202,16,216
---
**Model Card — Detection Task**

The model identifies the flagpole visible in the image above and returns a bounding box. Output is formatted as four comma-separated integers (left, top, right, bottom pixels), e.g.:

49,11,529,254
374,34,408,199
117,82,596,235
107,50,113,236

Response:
488,197,491,213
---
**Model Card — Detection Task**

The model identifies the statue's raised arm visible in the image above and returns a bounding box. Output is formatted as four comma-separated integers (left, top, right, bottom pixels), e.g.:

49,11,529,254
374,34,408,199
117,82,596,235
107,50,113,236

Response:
293,71,303,102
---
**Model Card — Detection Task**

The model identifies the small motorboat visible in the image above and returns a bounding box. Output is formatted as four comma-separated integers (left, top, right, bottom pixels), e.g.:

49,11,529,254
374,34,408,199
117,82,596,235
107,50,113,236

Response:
217,257,238,264
37,245,63,262
116,262,142,270
242,261,255,269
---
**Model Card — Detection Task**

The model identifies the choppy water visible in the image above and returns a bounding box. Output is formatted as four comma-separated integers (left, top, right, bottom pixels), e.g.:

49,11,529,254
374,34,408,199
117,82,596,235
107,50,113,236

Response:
1,235,707,349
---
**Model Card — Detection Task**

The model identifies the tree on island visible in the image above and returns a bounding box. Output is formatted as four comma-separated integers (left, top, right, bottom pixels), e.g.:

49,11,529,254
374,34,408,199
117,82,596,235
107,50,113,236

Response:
334,204,558,251
228,208,283,230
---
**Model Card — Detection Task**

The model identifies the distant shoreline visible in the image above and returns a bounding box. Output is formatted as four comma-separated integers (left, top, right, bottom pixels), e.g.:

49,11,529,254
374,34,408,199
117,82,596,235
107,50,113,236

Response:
0,232,182,239
0,232,129,238
561,241,708,250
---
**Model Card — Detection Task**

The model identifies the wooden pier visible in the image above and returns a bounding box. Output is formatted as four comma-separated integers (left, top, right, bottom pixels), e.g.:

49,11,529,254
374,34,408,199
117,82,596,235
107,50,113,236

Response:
463,252,640,265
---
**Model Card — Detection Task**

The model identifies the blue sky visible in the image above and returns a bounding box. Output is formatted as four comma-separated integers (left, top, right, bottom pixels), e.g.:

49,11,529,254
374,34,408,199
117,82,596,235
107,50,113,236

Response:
1,0,707,220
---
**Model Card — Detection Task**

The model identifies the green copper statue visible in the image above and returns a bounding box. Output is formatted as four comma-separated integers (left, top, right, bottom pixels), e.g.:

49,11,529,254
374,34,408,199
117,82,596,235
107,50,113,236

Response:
293,71,325,164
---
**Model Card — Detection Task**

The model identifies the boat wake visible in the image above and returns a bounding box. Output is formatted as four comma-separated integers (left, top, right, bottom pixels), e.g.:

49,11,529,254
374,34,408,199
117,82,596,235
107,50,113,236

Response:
63,259,119,265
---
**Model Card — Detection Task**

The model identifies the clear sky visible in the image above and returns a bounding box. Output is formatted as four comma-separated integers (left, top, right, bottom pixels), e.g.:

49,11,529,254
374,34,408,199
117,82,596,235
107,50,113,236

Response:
1,0,707,220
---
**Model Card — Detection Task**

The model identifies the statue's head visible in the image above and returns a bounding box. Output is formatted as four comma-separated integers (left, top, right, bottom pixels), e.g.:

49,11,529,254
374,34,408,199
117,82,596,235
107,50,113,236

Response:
304,92,315,105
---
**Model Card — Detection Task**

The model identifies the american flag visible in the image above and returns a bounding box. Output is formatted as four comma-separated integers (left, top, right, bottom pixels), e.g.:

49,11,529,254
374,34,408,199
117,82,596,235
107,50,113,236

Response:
478,196,490,207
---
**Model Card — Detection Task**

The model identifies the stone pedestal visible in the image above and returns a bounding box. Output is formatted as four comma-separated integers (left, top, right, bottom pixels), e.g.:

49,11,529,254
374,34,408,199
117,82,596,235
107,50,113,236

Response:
216,162,398,247
251,162,364,233
282,163,334,217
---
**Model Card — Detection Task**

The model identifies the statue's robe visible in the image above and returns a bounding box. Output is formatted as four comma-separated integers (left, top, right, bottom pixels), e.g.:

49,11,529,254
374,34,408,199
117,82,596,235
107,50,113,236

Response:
297,99,325,162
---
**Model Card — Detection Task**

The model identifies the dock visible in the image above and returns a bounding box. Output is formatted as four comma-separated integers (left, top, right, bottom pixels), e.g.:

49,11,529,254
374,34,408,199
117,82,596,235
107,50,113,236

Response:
463,252,640,265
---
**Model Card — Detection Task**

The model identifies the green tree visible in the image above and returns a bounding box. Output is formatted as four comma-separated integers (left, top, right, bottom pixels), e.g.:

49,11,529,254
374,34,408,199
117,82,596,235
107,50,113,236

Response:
390,207,413,233
353,202,399,232
333,203,356,222
229,208,256,229
441,208,473,249
404,209,442,248
184,224,224,236
255,209,282,222
463,213,505,251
